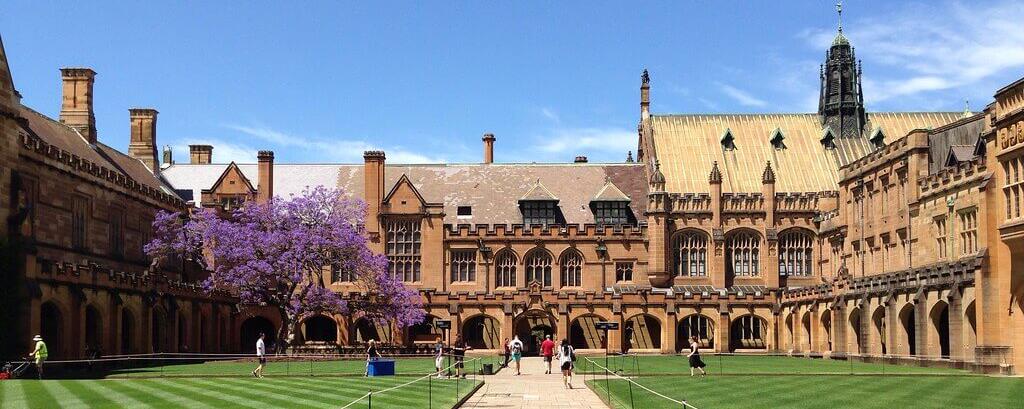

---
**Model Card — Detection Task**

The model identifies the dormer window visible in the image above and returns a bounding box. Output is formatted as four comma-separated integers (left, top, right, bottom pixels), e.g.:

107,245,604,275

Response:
522,201,557,225
770,128,786,149
821,127,837,150
721,128,737,151
870,127,886,149
593,201,630,225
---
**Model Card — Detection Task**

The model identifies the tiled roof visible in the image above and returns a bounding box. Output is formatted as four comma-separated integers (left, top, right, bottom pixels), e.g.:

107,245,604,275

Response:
592,178,631,202
17,105,177,196
927,114,984,174
161,162,648,225
649,112,963,193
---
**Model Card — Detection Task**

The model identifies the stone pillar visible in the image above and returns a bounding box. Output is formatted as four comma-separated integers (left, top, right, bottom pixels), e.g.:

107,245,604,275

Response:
610,304,624,353
915,301,927,359
717,308,730,353
948,293,964,361
665,305,678,354
502,306,514,344
70,290,83,358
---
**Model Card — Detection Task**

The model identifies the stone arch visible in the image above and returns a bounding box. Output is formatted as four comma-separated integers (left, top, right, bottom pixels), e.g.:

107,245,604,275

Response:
801,311,812,350
514,309,556,356
558,248,584,287
352,317,394,345
302,315,339,344
624,313,662,351
871,305,887,355
570,314,607,350
240,316,276,353
820,309,833,351
848,307,863,354
964,300,977,360
725,228,762,284
151,306,168,353
40,301,65,359
524,248,554,287
672,229,710,277
84,304,103,354
462,314,501,349
494,249,519,288
121,307,138,354
177,311,189,352
930,301,950,359
784,312,795,349
898,303,917,356
677,313,714,351
407,314,443,345
729,314,767,351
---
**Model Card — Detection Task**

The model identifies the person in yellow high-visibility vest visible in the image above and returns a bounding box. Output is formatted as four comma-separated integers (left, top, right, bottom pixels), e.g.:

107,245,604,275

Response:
29,335,48,379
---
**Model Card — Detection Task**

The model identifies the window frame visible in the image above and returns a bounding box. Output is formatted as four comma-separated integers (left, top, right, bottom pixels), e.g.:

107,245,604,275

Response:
673,230,708,277
449,249,477,283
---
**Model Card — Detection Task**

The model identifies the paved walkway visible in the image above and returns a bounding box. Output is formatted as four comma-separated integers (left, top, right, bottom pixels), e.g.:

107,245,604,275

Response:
462,356,608,409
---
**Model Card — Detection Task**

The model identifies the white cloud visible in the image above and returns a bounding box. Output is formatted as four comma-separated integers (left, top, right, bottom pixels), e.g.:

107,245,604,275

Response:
800,0,1024,104
174,139,257,163
540,108,561,124
717,83,767,107
534,127,635,158
224,124,446,164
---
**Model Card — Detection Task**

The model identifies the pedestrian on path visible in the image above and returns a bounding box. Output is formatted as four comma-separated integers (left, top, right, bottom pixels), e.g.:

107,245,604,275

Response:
501,338,511,368
28,335,47,380
251,333,266,378
687,336,707,377
541,335,556,374
453,335,471,378
434,340,446,379
556,338,575,389
509,336,524,375
364,339,382,376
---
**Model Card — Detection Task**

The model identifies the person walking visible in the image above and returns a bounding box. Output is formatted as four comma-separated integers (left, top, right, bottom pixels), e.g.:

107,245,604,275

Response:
687,336,707,377
252,333,267,378
501,338,511,368
364,339,382,376
434,339,446,379
452,335,470,379
541,335,556,374
28,335,47,380
556,339,575,389
509,335,524,375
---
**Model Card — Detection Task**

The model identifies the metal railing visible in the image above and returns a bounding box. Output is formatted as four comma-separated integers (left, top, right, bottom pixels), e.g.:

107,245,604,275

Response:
339,357,483,409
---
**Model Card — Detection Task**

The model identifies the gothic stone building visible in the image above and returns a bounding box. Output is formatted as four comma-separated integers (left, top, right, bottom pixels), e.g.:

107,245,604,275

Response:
0,35,233,360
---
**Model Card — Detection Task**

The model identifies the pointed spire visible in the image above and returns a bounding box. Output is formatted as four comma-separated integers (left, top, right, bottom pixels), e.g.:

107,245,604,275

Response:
836,1,843,33
708,161,722,184
762,161,776,184
962,99,972,119
649,159,666,190
831,1,850,46
626,150,634,163
641,69,650,86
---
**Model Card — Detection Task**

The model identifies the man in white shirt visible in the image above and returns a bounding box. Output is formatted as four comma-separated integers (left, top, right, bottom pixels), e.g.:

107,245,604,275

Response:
252,333,266,378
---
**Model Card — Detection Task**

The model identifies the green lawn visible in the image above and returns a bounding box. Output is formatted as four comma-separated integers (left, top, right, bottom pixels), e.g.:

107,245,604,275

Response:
1,356,494,408
580,355,1023,409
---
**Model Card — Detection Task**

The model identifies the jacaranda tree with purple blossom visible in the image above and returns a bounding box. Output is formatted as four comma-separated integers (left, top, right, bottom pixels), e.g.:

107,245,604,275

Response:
145,186,424,351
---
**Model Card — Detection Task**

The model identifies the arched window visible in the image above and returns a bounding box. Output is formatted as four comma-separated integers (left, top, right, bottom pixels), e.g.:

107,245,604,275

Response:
526,250,553,287
674,231,708,277
779,230,814,277
560,250,583,287
727,231,760,277
495,251,517,288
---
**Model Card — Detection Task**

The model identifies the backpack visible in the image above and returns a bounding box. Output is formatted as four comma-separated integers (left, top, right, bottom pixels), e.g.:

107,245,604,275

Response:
512,343,522,354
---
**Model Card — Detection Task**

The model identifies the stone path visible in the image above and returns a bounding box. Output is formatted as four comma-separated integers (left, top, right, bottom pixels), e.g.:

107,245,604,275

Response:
461,356,608,409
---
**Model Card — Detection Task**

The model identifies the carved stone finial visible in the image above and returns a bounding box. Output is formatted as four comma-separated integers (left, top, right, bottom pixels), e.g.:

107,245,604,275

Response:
709,161,722,184
641,69,650,86
626,150,634,163
762,161,776,184
649,159,666,187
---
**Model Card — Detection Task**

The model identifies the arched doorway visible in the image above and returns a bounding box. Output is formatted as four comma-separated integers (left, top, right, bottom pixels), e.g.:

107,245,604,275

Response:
677,314,714,352
730,314,767,351
40,302,63,360
570,314,606,350
151,308,167,353
820,310,833,351
177,313,189,352
85,305,103,355
199,315,208,353
462,315,501,349
899,304,916,356
121,309,136,354
871,306,886,355
930,301,950,359
624,314,661,351
849,308,862,354
964,301,977,360
240,316,276,353
514,310,555,356
407,315,443,346
302,315,338,343
784,313,795,349
352,318,393,345
801,312,812,350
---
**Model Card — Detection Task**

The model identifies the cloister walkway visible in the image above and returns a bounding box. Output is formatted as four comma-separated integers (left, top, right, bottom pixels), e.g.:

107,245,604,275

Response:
462,356,608,409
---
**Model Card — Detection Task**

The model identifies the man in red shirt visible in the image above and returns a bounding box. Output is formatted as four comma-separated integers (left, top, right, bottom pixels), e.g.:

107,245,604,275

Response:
540,335,556,374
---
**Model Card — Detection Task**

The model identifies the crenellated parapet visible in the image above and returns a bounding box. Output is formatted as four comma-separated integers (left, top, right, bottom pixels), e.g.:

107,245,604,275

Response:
721,192,764,213
33,257,233,300
775,191,833,212
444,222,647,238
669,193,712,213
918,157,989,200
839,135,911,180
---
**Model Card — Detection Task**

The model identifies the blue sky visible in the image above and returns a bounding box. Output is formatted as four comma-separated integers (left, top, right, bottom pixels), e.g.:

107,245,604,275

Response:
2,1,1022,164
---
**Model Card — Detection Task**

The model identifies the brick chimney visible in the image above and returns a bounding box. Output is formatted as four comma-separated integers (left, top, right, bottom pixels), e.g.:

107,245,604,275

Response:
363,151,386,236
189,144,213,164
482,133,495,164
128,108,159,172
574,156,588,163
59,68,97,144
257,150,274,203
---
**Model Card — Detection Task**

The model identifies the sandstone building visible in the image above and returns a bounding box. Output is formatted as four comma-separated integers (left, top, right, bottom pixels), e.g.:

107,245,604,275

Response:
3,20,1024,375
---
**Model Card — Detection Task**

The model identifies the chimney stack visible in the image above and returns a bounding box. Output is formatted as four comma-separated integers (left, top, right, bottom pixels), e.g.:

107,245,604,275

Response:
189,144,213,164
128,108,159,172
574,156,588,163
482,133,495,164
363,151,386,236
257,150,274,203
59,68,97,144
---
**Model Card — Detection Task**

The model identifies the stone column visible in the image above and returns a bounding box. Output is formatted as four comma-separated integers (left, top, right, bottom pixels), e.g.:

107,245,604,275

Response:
717,306,730,353
665,303,678,354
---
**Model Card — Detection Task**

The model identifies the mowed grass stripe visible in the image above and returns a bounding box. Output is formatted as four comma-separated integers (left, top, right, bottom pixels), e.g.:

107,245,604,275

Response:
151,379,245,408
60,380,119,408
214,378,339,408
189,378,333,408
0,381,26,409
84,379,159,408
39,381,89,409
116,380,216,409
16,381,62,409
271,377,384,403
277,376,457,407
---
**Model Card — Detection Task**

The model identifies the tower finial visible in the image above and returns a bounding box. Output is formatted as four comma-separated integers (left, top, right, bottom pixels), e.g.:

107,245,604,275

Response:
962,98,972,118
836,1,843,33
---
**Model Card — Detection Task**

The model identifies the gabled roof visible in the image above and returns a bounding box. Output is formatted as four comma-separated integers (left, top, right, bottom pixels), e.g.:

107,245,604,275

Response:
869,127,886,146
945,145,976,167
383,173,429,205
519,179,559,202
204,162,255,193
591,178,631,202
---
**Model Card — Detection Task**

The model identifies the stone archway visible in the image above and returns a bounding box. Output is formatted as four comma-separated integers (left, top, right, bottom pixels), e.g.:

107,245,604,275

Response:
964,301,977,360
930,301,950,359
514,310,556,356
407,315,443,346
84,305,103,355
570,314,607,350
848,307,862,354
729,314,767,351
677,314,714,352
240,316,276,353
624,314,662,351
352,318,394,345
302,315,338,343
40,302,64,359
898,304,916,356
820,309,833,352
801,312,812,350
871,306,886,355
121,308,136,354
151,307,167,353
462,315,501,349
